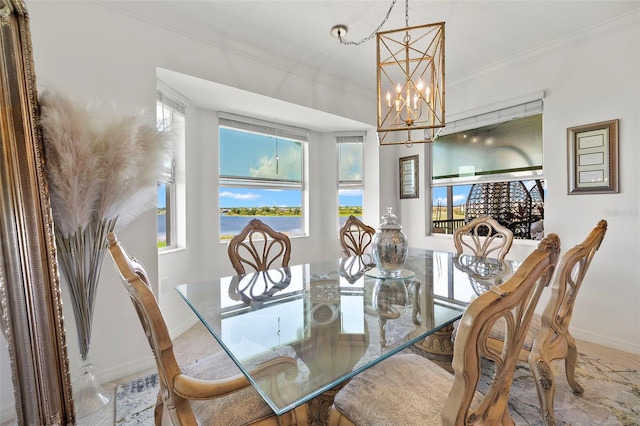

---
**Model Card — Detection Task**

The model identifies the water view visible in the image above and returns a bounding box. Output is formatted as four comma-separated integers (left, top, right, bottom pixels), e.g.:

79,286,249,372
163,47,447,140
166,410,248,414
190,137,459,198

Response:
158,213,357,243
220,215,303,236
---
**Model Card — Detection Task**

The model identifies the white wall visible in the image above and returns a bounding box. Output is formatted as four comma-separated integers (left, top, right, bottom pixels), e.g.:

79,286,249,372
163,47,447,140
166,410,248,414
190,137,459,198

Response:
394,11,640,353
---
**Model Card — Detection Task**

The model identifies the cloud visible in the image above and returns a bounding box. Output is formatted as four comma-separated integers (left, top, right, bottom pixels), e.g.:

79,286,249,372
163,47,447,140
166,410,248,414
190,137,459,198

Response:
220,191,260,201
452,194,467,204
339,189,362,197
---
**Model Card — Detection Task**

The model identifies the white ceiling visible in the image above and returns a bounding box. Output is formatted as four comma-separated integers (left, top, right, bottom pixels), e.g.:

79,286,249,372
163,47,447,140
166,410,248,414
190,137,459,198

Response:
104,1,640,130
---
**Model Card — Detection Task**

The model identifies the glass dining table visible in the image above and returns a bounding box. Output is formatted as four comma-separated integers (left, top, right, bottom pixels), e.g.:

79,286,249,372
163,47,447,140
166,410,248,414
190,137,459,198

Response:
175,247,519,422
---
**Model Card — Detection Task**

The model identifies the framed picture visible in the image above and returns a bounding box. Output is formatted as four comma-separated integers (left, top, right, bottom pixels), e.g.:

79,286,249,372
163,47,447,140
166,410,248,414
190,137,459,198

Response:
567,119,619,194
399,155,419,199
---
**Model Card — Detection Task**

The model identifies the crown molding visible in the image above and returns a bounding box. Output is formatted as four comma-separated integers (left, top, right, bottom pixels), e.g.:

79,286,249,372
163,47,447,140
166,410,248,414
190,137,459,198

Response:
449,8,640,86
94,1,374,104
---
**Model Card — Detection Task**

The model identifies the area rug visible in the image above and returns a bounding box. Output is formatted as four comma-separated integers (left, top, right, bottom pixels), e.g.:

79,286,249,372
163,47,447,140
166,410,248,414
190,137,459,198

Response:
115,374,157,425
115,351,639,425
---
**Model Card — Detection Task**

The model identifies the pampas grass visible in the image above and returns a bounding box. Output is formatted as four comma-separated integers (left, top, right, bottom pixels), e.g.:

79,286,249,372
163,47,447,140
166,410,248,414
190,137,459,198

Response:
39,88,170,360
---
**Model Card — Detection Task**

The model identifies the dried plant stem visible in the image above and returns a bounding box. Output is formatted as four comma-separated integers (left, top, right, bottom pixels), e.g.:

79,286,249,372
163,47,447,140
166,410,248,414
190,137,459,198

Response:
40,88,169,364
55,218,117,361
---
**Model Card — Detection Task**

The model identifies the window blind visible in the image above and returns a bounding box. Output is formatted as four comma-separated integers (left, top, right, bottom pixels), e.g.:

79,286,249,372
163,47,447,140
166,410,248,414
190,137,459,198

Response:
432,101,543,185
337,133,364,187
218,112,309,142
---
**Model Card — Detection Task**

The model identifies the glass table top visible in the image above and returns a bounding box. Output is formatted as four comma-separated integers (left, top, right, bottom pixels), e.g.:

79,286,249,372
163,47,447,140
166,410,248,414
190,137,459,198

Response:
175,248,519,415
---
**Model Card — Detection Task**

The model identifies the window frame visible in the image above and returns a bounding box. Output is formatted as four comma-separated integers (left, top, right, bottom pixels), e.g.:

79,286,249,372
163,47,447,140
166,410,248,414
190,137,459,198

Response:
429,98,545,239
156,90,185,250
337,134,365,227
218,113,308,240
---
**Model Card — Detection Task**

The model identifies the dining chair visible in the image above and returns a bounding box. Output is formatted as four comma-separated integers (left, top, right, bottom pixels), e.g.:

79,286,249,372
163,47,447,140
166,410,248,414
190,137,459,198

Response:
454,215,515,260
228,218,291,275
327,234,560,426
338,215,375,258
487,219,607,425
106,232,308,426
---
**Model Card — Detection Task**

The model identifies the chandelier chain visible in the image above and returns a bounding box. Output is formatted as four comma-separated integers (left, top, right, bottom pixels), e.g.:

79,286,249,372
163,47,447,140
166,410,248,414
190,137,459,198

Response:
405,0,409,27
338,0,404,46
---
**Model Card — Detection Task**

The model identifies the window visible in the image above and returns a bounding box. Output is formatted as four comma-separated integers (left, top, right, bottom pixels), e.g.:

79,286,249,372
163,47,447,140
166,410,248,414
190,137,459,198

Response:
219,113,307,240
157,91,185,249
430,99,545,240
337,134,364,228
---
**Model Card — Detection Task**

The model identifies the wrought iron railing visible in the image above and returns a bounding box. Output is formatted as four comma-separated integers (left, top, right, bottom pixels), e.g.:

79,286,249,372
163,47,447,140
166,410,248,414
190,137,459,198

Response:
432,219,466,234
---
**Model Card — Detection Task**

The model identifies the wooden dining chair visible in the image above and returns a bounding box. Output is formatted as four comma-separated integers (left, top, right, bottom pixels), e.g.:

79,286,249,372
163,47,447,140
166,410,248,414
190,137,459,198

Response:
106,232,308,426
228,218,291,275
339,215,375,257
487,219,608,425
327,234,560,426
454,216,514,260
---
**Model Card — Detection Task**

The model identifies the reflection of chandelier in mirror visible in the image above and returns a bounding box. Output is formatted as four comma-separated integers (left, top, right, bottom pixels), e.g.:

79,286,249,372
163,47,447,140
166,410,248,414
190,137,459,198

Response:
332,0,445,146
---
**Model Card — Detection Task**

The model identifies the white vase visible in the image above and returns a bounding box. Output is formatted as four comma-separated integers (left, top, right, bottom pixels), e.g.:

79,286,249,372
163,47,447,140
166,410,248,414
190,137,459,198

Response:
73,353,113,418
55,220,116,418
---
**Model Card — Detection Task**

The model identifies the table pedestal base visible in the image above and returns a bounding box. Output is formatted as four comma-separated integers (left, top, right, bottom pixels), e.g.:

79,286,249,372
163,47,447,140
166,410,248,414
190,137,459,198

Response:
412,323,455,372
306,381,348,425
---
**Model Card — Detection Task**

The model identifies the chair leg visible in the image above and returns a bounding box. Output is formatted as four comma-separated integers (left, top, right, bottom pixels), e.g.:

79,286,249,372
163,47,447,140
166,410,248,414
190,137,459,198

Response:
564,334,584,394
529,355,557,426
154,392,164,426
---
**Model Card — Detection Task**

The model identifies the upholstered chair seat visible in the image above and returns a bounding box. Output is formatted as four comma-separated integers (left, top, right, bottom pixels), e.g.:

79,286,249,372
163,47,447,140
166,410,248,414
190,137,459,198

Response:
181,352,279,425
332,353,483,425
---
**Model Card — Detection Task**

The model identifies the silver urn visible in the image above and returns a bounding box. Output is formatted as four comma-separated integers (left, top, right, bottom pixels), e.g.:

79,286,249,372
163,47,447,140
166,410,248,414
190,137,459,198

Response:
372,207,408,278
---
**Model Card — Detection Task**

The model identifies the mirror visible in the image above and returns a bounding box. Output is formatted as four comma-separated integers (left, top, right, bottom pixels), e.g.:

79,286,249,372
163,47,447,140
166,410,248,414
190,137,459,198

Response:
399,155,419,199
0,1,74,423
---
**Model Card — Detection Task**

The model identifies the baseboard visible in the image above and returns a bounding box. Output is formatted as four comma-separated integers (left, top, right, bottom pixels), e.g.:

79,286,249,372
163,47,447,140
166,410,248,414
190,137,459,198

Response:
573,327,640,355
169,315,199,340
96,353,156,384
94,316,199,384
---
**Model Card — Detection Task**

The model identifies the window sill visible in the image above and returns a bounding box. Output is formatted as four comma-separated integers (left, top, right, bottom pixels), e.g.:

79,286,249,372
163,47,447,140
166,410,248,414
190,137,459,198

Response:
218,233,309,245
159,246,187,255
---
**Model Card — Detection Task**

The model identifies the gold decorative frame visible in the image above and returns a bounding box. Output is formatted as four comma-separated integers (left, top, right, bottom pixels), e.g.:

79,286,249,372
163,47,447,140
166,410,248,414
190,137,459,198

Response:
0,1,74,423
567,119,619,194
376,22,445,146
399,155,419,199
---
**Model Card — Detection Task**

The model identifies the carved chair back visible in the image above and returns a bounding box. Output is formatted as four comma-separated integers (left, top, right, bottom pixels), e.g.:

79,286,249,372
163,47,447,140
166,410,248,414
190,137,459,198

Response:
107,232,195,424
453,216,515,260
525,219,607,423
442,234,560,424
228,218,292,275
339,215,375,257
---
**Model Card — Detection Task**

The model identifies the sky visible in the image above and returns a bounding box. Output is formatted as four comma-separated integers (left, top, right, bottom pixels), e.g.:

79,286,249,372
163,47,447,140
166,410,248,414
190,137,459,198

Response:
219,188,302,208
432,185,471,208
218,188,363,208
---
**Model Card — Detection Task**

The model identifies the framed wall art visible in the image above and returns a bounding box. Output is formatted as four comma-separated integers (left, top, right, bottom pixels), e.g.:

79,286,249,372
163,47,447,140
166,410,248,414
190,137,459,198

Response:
399,155,419,199
567,119,619,194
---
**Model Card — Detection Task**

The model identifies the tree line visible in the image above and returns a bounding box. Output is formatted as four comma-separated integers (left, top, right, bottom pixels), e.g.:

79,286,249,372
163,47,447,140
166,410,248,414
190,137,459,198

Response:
217,206,362,217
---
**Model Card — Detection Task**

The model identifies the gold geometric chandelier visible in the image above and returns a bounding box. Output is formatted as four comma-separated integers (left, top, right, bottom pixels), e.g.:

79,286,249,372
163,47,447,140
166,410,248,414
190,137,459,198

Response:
377,21,445,146
332,0,445,147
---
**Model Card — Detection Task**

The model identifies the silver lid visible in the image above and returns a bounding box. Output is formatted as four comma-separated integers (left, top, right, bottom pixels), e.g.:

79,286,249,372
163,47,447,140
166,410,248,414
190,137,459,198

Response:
379,207,402,230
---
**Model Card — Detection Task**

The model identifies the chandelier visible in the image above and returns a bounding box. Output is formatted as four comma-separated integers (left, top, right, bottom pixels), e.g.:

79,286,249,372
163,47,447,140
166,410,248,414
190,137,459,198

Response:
377,21,445,145
333,0,445,146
